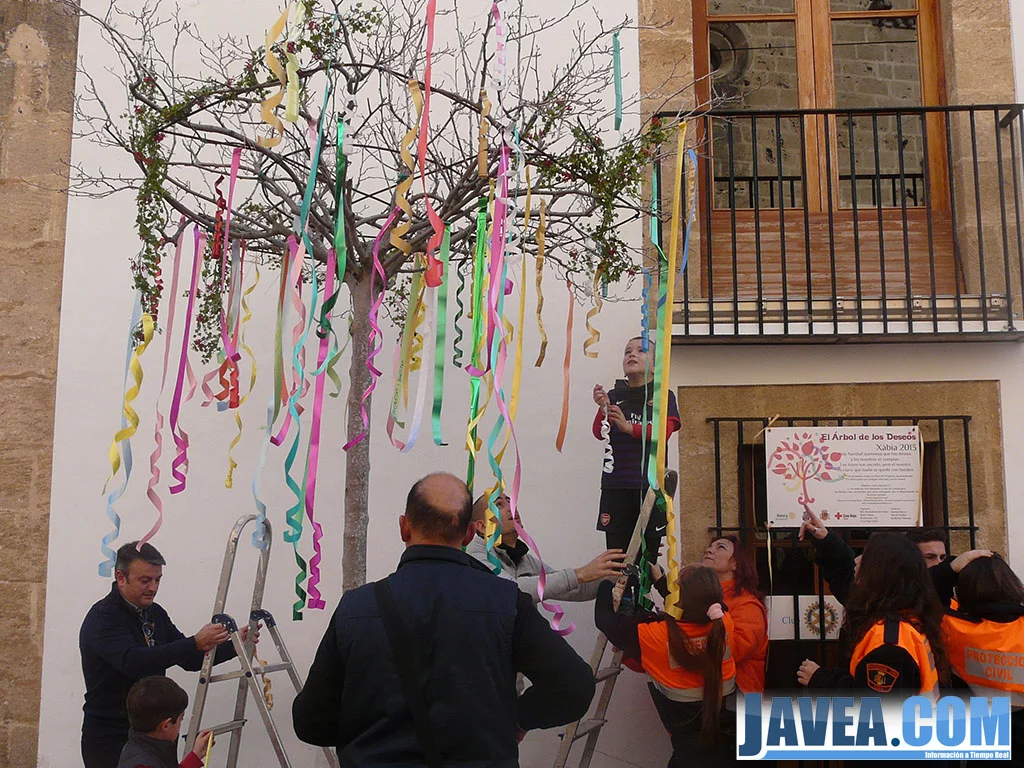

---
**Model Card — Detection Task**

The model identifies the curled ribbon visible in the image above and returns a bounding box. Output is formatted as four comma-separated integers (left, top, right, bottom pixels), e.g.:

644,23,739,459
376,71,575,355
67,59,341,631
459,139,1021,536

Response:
98,293,143,577
141,228,186,550
226,258,260,488
478,89,491,177
613,31,623,132
304,249,337,610
416,0,446,287
651,122,688,619
534,200,548,366
257,8,289,148
464,195,489,491
583,264,605,359
169,228,206,494
452,258,467,368
431,227,451,445
555,279,573,452
284,3,307,123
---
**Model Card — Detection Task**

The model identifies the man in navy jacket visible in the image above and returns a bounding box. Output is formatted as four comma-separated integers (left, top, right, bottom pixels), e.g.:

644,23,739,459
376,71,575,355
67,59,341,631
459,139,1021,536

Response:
79,542,241,768
293,472,596,766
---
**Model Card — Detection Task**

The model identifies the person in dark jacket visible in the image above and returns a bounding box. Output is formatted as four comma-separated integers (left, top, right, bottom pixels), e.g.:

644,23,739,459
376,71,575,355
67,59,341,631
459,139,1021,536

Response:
796,531,946,695
116,676,212,768
80,542,243,768
292,472,596,767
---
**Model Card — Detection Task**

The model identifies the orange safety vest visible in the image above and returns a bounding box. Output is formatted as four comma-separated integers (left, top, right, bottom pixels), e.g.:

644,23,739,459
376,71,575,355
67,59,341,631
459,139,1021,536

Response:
638,613,736,699
850,617,939,696
943,613,1024,694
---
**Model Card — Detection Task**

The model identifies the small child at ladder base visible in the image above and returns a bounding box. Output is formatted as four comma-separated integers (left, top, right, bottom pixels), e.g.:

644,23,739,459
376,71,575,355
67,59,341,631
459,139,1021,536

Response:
592,336,681,560
117,676,213,768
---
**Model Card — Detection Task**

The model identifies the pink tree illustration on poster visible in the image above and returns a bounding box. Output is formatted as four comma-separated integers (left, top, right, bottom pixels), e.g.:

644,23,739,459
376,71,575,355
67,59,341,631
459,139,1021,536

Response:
767,432,845,514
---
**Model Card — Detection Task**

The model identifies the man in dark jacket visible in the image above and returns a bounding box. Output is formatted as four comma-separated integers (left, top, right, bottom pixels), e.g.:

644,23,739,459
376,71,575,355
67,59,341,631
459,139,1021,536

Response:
292,472,596,767
80,542,241,768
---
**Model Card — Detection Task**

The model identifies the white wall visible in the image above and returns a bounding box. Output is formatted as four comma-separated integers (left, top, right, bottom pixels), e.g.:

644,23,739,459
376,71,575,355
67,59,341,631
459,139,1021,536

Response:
40,2,671,767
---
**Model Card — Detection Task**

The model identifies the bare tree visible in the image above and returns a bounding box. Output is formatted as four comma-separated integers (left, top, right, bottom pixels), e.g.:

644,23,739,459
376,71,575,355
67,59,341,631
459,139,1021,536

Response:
65,0,696,590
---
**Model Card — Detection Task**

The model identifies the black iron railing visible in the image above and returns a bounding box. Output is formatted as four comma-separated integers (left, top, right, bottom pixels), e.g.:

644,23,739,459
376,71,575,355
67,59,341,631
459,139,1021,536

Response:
658,105,1024,340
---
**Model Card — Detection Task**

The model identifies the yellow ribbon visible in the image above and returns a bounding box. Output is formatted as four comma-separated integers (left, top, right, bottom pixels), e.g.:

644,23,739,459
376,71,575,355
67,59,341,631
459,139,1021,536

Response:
103,313,155,493
583,264,606,359
391,81,422,260
257,8,289,148
534,199,548,367
661,122,688,619
226,265,261,488
478,89,491,178
283,3,306,124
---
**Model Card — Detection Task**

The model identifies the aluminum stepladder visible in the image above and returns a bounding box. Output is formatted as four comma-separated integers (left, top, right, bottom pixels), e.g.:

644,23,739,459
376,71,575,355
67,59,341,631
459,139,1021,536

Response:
552,470,679,768
184,514,340,768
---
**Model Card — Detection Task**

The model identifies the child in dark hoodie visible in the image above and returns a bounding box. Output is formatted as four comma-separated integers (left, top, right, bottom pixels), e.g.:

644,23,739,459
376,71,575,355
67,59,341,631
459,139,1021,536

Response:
117,676,212,768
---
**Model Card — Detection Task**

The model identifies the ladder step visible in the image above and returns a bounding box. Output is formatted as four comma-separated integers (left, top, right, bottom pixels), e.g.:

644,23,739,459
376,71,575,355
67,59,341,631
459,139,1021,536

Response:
572,718,606,741
208,662,293,683
201,719,247,736
595,665,622,682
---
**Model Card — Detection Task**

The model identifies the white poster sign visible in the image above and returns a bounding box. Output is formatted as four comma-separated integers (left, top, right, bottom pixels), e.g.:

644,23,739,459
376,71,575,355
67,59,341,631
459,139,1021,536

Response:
765,426,922,527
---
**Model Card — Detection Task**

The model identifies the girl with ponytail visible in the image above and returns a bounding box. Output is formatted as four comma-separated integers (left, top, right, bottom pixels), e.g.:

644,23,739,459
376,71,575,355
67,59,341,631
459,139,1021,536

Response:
595,565,736,766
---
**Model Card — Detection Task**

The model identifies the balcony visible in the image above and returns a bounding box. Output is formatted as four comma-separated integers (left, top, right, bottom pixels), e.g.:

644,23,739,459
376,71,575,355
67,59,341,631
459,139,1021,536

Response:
662,105,1024,342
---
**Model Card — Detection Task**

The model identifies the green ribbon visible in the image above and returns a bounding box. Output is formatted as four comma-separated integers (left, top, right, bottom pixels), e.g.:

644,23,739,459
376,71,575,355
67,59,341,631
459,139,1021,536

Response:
432,227,451,445
466,195,489,493
452,259,467,368
613,31,623,132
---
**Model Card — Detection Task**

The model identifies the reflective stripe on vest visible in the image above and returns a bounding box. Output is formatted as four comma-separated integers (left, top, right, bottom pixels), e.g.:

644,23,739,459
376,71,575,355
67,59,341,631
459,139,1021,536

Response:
943,614,1024,694
637,613,736,697
850,617,939,696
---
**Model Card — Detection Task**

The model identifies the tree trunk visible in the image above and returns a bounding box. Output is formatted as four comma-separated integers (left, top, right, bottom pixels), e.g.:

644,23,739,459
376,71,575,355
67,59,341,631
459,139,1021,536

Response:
343,272,373,591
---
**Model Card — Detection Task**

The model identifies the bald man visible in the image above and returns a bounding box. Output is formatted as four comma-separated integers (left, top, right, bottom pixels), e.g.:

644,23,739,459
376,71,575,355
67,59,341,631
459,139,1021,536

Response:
467,492,627,604
293,472,595,767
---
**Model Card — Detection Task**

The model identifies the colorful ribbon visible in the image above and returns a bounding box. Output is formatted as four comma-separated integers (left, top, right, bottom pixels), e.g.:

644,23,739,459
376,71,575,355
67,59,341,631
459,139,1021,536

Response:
649,122,688,619
251,245,292,549
464,195,489,491
431,227,451,445
98,293,144,577
257,8,289,148
284,3,306,123
168,228,206,495
304,249,337,610
583,265,605,359
226,257,260,488
478,89,491,178
141,228,186,550
613,31,623,132
555,279,573,452
534,200,548,366
416,0,446,288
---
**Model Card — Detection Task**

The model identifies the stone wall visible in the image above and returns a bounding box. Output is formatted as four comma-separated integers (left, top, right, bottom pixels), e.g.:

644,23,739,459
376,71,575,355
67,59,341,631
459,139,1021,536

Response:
0,1,77,765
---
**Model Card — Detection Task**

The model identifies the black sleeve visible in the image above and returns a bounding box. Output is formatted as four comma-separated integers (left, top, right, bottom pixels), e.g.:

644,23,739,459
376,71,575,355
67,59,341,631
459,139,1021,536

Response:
292,611,344,746
812,531,857,605
930,558,957,608
808,644,923,693
514,591,595,732
82,610,204,680
652,575,669,599
594,581,643,663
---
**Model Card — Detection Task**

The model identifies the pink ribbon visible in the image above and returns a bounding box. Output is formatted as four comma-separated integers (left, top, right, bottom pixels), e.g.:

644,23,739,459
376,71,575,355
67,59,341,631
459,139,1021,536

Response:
271,237,306,447
169,227,206,494
139,225,186,546
304,249,336,610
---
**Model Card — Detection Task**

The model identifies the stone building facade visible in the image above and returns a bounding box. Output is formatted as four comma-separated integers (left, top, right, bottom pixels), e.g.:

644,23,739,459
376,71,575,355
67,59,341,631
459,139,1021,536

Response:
0,1,76,765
